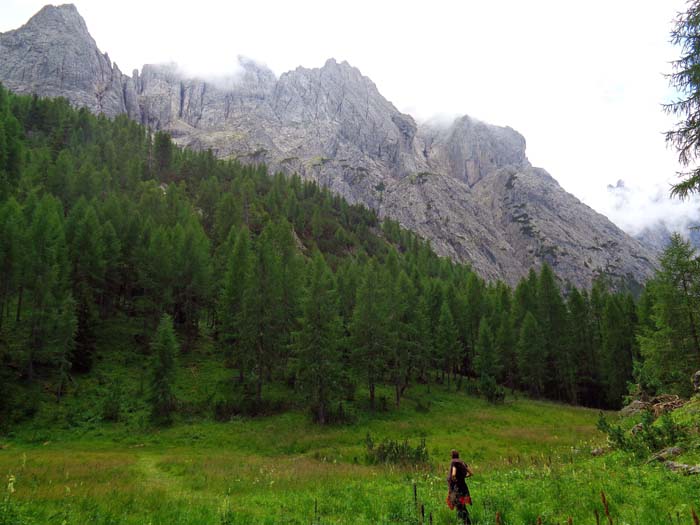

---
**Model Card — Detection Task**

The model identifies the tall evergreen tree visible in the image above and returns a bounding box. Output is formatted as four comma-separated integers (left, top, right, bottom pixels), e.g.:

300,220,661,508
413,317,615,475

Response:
517,312,546,397
170,215,213,348
24,195,72,381
567,288,599,406
474,318,500,401
536,264,573,401
292,251,343,424
435,300,460,390
219,227,250,365
638,234,700,396
389,271,417,407
600,295,634,408
65,200,105,372
350,261,389,409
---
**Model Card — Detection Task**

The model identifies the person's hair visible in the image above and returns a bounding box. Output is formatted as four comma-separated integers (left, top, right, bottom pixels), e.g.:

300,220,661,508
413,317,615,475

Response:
451,449,459,459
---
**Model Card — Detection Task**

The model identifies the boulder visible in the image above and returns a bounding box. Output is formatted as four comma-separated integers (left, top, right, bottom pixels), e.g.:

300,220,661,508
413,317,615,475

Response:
651,395,686,417
620,400,650,417
650,447,684,462
665,461,700,475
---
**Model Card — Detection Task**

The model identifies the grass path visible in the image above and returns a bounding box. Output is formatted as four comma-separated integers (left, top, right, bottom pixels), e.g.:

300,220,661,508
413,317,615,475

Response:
135,453,215,503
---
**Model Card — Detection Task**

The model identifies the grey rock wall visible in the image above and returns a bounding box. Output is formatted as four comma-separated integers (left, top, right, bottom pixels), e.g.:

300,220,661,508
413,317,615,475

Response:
0,4,658,287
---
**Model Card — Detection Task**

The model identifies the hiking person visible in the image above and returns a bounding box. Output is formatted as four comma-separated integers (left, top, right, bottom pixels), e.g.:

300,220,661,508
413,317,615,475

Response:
446,449,473,524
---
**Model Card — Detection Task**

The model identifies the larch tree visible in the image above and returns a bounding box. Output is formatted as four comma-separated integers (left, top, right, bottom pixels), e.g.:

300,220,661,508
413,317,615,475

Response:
517,311,546,397
435,299,460,390
292,250,343,424
350,261,389,410
665,0,700,198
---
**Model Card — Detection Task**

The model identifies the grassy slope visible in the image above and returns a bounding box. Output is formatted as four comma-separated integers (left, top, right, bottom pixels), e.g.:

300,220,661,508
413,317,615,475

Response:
1,320,699,524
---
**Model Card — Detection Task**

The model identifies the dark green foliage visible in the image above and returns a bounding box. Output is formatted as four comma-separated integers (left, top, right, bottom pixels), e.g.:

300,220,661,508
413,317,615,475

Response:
638,234,700,397
435,299,460,390
350,261,390,409
600,295,635,408
292,250,343,424
517,312,546,397
537,264,573,401
102,381,123,422
475,319,503,402
150,314,178,425
665,0,700,198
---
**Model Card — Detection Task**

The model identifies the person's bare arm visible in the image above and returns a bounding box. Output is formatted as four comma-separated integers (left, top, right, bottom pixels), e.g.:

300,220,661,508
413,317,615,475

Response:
451,465,457,480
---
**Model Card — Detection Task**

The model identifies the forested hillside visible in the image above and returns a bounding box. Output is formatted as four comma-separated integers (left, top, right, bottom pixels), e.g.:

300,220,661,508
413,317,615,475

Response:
0,85,653,428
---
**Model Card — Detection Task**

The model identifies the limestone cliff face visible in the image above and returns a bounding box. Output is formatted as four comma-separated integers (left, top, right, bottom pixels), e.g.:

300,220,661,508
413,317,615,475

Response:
0,4,140,119
0,4,658,287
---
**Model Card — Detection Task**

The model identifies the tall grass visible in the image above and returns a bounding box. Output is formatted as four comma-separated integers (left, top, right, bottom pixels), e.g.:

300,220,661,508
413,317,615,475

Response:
1,389,698,523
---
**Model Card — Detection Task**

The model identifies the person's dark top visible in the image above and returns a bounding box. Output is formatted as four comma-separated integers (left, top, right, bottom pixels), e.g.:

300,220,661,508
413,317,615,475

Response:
448,458,470,494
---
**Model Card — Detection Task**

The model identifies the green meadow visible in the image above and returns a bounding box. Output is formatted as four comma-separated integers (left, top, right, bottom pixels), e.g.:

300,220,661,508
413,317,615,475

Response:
2,388,699,524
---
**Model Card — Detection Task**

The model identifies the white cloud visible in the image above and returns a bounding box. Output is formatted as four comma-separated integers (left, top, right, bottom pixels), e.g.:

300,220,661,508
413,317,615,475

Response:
605,180,700,238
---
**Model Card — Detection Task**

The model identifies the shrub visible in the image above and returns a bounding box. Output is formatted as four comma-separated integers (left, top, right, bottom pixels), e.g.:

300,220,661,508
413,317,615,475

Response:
312,402,357,425
480,376,506,404
597,410,687,459
101,382,122,422
365,433,429,466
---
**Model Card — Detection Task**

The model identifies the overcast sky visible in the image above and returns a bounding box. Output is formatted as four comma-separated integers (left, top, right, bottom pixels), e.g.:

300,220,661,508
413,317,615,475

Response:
1,0,695,235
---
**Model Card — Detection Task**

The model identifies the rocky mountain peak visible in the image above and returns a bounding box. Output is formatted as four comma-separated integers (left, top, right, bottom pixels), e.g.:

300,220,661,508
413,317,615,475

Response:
0,4,660,288
0,3,140,118
22,4,88,37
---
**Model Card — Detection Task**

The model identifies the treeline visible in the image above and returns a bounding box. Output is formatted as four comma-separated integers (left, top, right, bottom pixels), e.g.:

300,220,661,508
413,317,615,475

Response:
0,86,641,425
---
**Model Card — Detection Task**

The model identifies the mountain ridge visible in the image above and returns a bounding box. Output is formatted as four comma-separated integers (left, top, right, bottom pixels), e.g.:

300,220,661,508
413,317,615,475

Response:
0,3,658,287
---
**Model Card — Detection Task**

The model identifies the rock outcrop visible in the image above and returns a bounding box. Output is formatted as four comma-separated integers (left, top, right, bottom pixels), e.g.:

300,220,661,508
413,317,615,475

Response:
0,4,659,287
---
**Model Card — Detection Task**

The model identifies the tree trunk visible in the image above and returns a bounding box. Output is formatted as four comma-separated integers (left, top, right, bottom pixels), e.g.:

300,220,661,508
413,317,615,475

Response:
395,382,401,408
15,285,23,322
318,394,326,425
256,339,263,407
369,380,375,411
